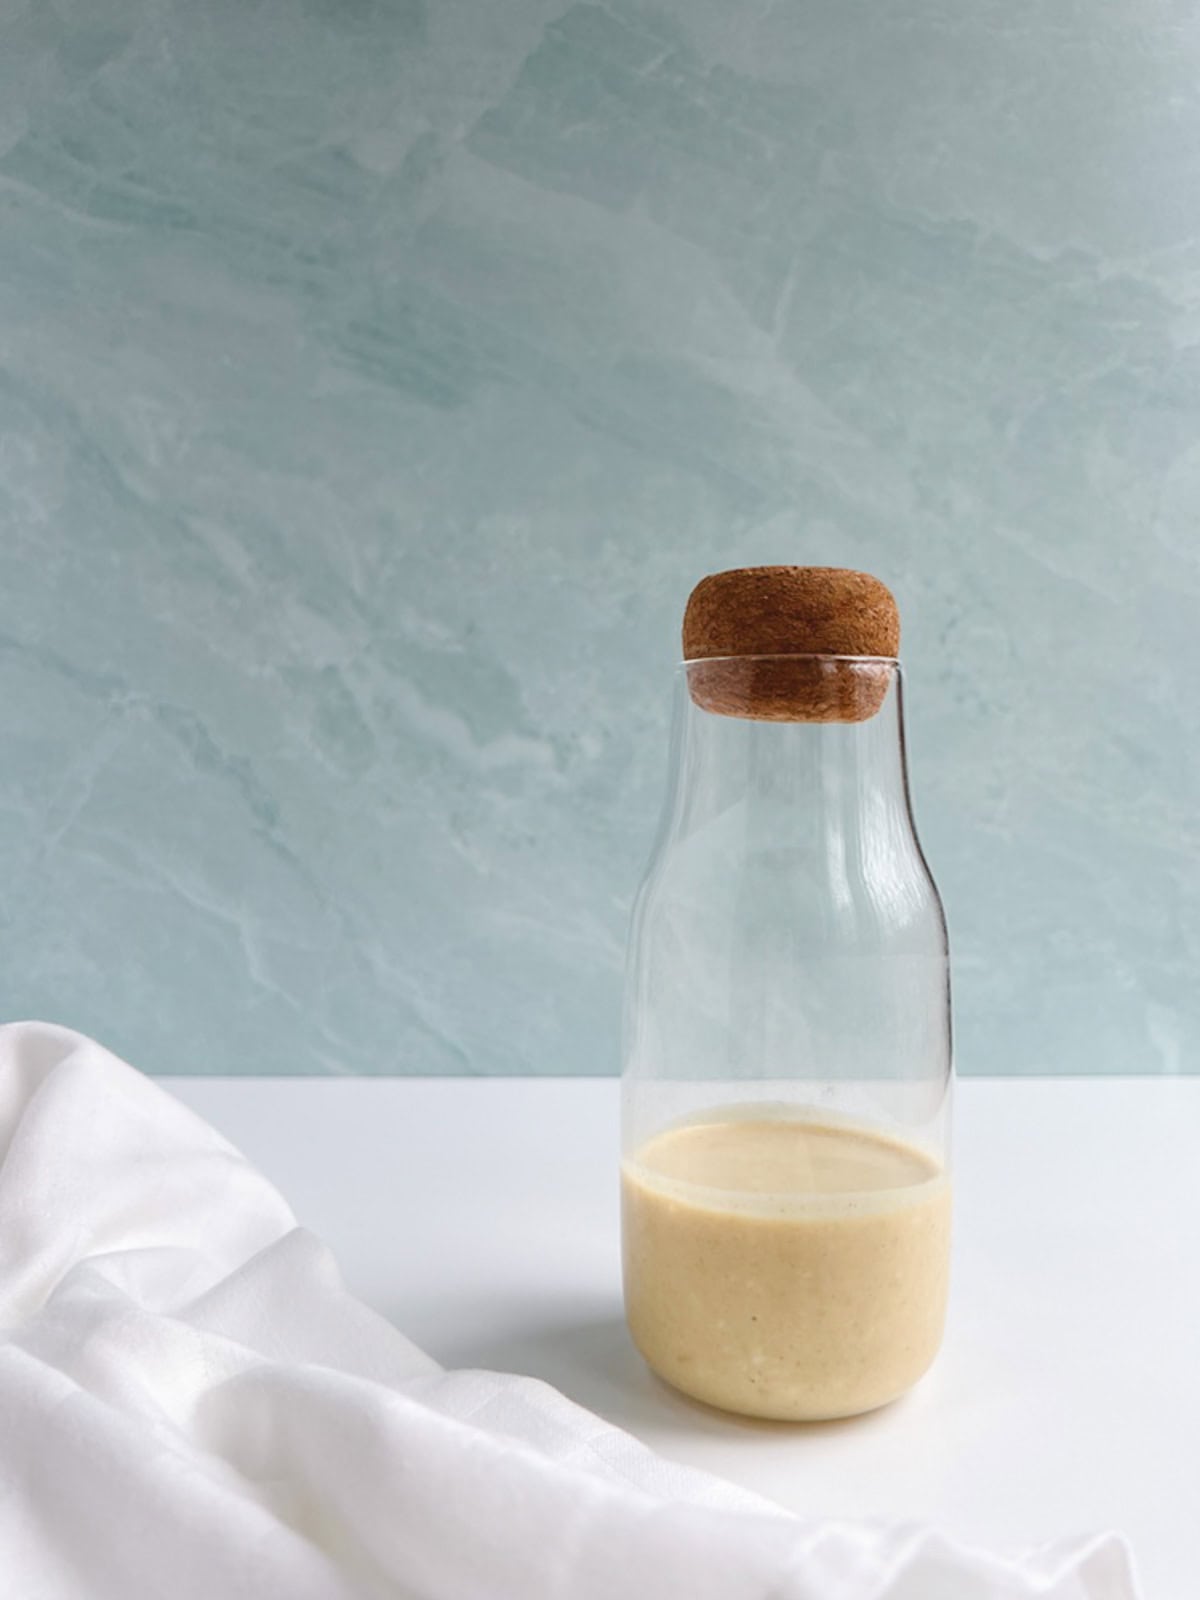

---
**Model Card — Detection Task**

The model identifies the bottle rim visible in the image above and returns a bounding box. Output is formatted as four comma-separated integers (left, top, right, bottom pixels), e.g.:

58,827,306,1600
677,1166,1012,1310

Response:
679,652,901,669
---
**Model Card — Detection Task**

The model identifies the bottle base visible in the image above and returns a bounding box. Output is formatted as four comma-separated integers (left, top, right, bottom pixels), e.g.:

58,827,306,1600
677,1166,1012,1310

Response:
631,1337,933,1423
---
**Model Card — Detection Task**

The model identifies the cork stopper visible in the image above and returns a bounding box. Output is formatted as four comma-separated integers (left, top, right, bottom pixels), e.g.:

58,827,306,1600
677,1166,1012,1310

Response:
682,566,899,722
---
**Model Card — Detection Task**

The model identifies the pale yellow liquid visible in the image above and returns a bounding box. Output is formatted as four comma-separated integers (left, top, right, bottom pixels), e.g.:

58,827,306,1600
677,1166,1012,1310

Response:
621,1113,951,1421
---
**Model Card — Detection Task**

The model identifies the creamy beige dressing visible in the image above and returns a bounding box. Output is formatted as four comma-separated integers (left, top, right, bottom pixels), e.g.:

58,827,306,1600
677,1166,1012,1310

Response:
621,1113,951,1420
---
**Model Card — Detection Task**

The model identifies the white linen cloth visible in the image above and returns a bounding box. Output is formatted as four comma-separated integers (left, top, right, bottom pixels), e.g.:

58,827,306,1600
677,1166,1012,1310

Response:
0,1022,1140,1600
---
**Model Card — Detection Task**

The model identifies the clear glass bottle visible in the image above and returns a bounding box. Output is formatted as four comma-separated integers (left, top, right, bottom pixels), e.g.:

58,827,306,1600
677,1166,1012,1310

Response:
621,574,952,1422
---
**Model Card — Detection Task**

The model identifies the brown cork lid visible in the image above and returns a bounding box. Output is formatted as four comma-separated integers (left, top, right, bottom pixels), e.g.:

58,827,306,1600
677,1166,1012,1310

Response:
682,566,899,722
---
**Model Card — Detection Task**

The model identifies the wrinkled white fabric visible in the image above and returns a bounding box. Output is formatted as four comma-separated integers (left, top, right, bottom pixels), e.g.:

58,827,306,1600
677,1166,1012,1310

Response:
0,1022,1141,1600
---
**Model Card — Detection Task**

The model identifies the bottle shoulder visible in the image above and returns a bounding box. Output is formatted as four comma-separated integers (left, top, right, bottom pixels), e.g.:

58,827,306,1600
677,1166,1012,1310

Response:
631,829,947,953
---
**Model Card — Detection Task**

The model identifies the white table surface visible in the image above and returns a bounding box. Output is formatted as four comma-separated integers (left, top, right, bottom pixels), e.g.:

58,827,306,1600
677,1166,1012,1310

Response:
167,1076,1198,1600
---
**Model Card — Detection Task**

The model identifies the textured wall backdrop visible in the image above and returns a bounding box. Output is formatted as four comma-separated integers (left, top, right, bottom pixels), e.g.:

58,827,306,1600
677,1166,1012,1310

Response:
0,0,1197,1075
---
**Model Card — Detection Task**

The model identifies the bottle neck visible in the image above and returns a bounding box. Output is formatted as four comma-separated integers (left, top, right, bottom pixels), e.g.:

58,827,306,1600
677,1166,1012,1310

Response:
664,659,919,869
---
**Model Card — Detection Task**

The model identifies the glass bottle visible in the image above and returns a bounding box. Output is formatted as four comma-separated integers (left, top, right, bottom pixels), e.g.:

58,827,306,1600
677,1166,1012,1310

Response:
621,568,952,1422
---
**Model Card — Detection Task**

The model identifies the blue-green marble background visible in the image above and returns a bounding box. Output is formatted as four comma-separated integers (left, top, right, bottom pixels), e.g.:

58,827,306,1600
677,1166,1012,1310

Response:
1,0,1196,1075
